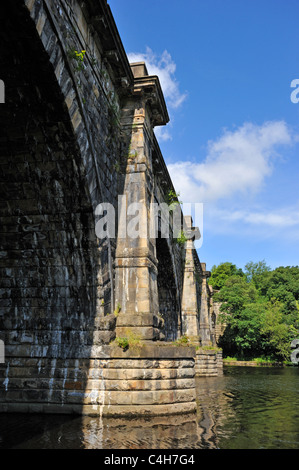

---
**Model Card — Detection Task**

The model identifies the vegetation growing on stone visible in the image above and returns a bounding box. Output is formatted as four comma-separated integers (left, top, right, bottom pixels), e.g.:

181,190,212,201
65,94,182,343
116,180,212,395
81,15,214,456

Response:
114,337,129,351
114,330,143,352
114,303,121,317
175,335,190,345
165,189,182,207
174,230,188,246
68,48,86,71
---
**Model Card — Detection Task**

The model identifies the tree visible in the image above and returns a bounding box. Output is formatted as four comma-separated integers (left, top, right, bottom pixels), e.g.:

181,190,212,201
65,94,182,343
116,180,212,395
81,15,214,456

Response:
209,262,244,291
244,260,271,287
219,302,265,358
217,276,261,357
213,262,299,361
216,275,258,312
260,300,297,361
259,266,299,319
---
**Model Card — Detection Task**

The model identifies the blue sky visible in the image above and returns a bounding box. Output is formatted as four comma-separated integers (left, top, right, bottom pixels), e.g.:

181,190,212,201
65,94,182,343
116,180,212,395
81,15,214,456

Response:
109,0,299,272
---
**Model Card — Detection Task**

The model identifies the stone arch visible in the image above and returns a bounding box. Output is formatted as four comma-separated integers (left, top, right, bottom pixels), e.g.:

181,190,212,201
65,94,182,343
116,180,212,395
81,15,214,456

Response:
0,0,106,360
156,236,180,341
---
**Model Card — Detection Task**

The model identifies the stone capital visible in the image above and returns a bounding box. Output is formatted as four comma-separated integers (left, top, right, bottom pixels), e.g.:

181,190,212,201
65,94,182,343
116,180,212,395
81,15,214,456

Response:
202,271,211,279
130,62,169,127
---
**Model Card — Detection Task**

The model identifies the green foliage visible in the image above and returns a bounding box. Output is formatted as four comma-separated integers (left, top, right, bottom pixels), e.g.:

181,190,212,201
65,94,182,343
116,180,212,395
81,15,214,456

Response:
166,189,182,207
244,260,271,287
215,261,299,361
114,329,143,352
115,337,129,351
259,266,299,319
217,275,258,312
174,230,188,246
260,300,297,360
68,48,86,72
174,335,190,345
114,303,121,317
223,356,238,361
126,145,138,160
209,262,245,291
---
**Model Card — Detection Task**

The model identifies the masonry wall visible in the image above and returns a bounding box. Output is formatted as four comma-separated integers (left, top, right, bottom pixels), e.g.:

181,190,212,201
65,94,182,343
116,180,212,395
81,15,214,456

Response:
0,0,131,410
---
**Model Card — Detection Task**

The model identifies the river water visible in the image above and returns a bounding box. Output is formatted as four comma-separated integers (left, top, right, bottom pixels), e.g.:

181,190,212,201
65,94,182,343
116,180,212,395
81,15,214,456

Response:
0,366,298,449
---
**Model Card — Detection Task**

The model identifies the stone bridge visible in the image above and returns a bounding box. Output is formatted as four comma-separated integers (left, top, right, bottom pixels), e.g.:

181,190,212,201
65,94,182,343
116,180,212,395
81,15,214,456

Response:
0,0,221,416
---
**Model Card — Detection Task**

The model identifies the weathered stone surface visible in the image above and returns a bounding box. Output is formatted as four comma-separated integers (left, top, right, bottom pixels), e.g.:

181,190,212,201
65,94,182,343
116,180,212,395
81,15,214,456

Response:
0,0,221,416
195,348,223,377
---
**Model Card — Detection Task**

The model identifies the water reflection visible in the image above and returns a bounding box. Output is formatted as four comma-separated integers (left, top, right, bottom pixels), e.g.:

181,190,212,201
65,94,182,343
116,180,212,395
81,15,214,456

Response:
0,367,299,449
196,367,299,449
0,413,200,449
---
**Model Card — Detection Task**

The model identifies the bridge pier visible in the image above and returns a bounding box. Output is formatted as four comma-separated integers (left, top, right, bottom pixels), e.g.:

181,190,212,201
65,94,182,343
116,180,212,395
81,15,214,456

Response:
114,62,169,342
199,264,213,346
181,217,201,344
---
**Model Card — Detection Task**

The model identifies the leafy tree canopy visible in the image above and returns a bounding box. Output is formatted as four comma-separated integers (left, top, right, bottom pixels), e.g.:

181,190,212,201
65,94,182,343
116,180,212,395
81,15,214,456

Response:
209,262,244,291
214,261,299,361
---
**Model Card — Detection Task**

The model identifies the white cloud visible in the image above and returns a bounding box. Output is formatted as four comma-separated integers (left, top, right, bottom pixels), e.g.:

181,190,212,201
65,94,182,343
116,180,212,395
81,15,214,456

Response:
127,47,187,110
213,206,299,229
167,121,294,204
154,126,172,142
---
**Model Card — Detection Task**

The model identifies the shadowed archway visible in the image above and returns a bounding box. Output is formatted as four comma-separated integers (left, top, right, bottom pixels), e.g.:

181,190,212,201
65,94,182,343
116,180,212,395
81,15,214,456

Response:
156,236,180,341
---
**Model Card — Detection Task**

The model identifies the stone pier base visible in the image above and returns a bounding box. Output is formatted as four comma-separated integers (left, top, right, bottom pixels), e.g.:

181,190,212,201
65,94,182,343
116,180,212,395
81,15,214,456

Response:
195,348,223,377
216,350,224,376
0,344,197,417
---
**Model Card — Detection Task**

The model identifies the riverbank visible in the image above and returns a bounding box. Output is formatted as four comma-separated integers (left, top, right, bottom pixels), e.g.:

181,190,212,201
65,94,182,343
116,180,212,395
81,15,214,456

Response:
223,359,294,367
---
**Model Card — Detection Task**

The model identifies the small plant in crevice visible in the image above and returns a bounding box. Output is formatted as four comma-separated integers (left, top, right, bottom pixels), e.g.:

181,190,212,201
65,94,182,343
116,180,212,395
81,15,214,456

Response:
115,337,129,351
172,335,191,346
174,230,188,246
126,144,138,160
68,48,86,72
166,189,182,207
113,329,143,352
114,303,121,317
177,335,190,344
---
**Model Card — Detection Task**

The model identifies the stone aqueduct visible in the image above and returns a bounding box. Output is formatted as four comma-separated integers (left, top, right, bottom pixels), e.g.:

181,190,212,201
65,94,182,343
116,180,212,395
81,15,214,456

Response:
0,0,222,416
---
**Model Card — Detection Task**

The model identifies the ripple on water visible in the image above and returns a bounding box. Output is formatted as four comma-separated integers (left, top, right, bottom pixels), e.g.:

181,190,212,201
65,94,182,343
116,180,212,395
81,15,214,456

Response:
0,367,299,449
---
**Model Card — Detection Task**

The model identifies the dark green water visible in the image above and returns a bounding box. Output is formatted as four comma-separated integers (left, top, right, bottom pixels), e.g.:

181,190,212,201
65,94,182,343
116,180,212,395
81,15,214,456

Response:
0,366,298,449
